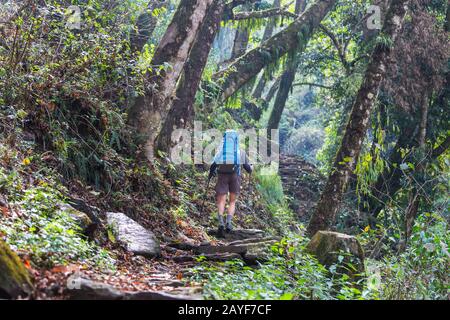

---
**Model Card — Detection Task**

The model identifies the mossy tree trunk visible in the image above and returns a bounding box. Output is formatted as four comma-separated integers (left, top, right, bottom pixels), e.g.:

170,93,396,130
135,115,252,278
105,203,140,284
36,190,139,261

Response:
212,0,337,102
264,75,282,104
128,0,214,160
252,0,281,100
0,240,33,299
267,0,306,130
307,0,410,237
231,27,250,61
267,68,296,130
156,0,226,153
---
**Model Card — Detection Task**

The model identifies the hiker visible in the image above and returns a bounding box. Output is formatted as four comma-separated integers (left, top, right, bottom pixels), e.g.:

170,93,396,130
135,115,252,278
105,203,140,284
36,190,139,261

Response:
209,130,252,236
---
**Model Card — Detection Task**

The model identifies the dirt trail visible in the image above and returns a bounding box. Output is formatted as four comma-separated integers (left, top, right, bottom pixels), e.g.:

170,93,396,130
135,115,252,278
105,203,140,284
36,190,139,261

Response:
278,155,324,222
56,228,274,300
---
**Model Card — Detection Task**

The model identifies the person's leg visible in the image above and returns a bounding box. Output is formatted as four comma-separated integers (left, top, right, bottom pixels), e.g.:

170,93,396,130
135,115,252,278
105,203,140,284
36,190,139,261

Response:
215,174,229,232
216,194,226,227
227,193,237,216
226,192,237,231
225,173,241,232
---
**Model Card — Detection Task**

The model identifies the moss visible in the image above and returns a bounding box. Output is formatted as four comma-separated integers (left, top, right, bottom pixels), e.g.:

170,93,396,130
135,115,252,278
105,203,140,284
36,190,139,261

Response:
306,231,365,277
0,239,33,298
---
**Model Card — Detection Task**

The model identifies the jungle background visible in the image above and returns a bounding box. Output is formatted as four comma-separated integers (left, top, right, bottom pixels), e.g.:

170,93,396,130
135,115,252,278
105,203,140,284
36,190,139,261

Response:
0,0,448,300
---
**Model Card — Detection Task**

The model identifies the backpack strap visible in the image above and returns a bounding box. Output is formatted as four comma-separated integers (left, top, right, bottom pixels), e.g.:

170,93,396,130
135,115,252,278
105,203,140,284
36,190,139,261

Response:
234,136,238,165
222,134,226,164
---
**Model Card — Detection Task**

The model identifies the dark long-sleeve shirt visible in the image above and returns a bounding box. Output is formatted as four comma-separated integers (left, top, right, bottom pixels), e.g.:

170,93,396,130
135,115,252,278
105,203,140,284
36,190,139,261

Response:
209,153,252,178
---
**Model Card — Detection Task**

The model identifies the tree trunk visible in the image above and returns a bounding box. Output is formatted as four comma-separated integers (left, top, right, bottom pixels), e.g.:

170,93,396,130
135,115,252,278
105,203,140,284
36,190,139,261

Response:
446,1,450,32
267,0,306,130
248,74,282,122
264,75,282,103
212,0,337,102
252,0,281,99
299,0,308,12
307,0,409,237
130,0,167,52
156,0,226,153
128,0,214,161
231,27,250,60
252,73,269,100
267,68,295,129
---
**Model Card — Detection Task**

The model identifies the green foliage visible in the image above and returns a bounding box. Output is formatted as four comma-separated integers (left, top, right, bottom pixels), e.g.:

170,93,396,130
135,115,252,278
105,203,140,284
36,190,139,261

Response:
0,0,155,190
375,33,395,50
0,181,114,269
255,167,285,205
283,126,324,163
191,234,371,300
355,123,387,207
254,166,295,232
316,112,341,173
376,214,449,299
193,217,448,300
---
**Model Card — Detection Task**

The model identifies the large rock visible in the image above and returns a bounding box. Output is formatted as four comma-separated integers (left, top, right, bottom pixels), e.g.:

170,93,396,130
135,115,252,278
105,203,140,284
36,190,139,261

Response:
306,231,365,276
106,212,160,258
0,240,33,299
66,277,123,300
66,276,200,300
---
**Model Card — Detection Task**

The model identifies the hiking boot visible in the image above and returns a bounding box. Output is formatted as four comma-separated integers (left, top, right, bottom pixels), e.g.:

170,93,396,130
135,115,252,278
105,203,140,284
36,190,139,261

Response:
225,221,233,233
217,225,225,238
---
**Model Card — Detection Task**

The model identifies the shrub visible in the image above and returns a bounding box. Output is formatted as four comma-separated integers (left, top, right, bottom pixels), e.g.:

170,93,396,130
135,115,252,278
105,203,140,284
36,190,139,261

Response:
376,214,449,300
191,234,370,300
0,170,114,269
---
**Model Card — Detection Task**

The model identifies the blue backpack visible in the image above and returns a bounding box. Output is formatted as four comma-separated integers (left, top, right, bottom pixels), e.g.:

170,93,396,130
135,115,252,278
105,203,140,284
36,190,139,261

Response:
215,130,241,174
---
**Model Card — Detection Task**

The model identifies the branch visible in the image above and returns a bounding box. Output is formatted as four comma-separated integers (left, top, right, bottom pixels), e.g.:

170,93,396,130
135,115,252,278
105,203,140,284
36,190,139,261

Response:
223,0,260,19
319,23,349,72
292,82,332,89
231,7,297,21
229,0,259,8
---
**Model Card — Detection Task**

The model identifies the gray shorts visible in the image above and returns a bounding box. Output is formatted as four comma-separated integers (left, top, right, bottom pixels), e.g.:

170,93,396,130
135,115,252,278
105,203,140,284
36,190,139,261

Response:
215,173,241,195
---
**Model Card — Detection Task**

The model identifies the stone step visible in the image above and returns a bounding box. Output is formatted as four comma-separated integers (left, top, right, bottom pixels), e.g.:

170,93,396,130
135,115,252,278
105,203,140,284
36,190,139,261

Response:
167,237,277,266
206,228,265,241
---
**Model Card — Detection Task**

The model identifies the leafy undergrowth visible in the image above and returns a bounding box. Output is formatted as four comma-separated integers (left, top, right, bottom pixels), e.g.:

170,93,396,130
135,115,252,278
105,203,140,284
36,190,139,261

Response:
191,218,449,300
0,140,115,270
369,215,449,300
190,233,372,300
0,106,290,299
